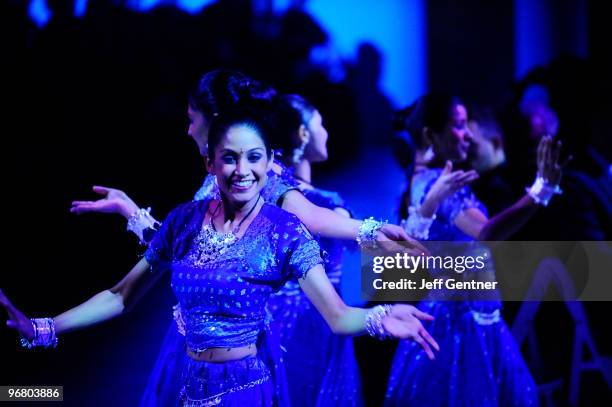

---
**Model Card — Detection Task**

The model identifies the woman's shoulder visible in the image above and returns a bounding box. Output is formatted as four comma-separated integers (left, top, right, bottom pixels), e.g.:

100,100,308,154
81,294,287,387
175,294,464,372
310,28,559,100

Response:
260,202,300,224
261,203,314,234
303,186,345,206
410,167,442,204
263,161,299,206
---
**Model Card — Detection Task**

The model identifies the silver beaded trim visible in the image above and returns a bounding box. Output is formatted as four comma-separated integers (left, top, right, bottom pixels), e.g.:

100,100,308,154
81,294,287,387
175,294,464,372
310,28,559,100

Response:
401,206,436,240
173,303,187,336
526,176,562,207
126,207,160,244
179,375,271,406
365,304,393,340
470,309,501,326
356,217,385,246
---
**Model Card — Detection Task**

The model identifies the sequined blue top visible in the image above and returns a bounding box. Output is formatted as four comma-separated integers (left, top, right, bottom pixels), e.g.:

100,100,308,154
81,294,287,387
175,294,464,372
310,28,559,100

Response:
271,186,349,298
412,168,500,309
144,200,324,352
412,168,487,241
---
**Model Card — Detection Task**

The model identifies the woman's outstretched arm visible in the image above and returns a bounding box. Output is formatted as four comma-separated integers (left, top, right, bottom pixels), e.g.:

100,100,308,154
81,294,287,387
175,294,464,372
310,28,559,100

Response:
1,258,158,341
298,264,439,359
282,190,428,255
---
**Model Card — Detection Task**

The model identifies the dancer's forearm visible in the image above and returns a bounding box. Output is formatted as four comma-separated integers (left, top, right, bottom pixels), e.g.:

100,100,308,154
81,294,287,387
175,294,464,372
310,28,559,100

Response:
55,258,153,335
53,290,125,335
478,194,538,241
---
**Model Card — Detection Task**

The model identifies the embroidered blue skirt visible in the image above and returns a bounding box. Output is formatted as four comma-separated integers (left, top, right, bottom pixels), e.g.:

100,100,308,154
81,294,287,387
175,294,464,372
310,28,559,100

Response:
269,285,363,407
385,301,539,407
179,355,273,407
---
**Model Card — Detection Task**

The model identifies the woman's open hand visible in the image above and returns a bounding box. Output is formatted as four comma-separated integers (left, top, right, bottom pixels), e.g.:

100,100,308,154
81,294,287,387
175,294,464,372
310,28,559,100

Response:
70,185,140,219
0,289,34,341
537,135,569,186
377,224,430,256
383,304,439,359
426,161,479,205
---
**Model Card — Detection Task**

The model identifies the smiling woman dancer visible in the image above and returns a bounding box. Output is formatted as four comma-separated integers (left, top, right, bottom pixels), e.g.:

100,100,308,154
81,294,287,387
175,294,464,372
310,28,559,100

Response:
1,107,438,407
68,70,426,405
385,93,566,407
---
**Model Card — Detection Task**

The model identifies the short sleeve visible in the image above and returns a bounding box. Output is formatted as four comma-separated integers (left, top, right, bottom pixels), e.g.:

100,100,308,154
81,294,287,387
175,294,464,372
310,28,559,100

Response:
143,202,200,273
440,185,487,222
143,211,175,272
276,215,324,281
262,162,299,206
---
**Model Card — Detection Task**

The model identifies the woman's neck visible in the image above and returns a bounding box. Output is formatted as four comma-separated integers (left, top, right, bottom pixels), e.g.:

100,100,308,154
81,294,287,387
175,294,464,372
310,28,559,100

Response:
293,159,312,184
428,154,448,169
219,194,261,223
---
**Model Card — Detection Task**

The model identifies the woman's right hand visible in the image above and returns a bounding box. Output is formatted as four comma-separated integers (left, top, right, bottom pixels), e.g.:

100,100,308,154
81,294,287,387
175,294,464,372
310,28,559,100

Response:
0,289,35,341
536,135,567,186
383,304,439,359
427,161,479,204
70,186,140,219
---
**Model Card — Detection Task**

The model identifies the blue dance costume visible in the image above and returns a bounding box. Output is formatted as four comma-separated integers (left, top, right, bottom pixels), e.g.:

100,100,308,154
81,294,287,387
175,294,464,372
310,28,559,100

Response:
141,166,362,406
385,168,538,407
144,198,323,406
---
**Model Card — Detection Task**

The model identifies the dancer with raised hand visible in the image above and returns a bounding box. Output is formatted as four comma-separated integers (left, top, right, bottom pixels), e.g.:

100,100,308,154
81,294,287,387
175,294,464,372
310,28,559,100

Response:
386,93,566,407
1,107,438,407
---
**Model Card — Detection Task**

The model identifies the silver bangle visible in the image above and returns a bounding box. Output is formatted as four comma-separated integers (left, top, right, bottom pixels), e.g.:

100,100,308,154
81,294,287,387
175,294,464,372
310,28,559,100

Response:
127,207,160,244
365,304,393,340
401,206,436,240
356,217,386,247
526,176,562,207
20,318,58,349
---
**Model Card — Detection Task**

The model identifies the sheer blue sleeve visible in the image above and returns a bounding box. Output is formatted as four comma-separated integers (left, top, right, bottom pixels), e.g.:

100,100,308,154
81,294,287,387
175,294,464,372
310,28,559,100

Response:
262,160,300,206
276,214,324,281
144,210,177,272
440,185,487,222
144,202,201,272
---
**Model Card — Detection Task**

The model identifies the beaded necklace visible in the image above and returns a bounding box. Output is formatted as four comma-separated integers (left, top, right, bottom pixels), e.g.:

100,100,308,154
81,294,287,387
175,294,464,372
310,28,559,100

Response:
206,195,262,252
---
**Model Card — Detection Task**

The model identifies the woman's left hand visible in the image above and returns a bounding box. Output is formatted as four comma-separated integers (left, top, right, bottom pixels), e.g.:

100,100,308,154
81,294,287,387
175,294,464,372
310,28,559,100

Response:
537,135,570,185
378,224,430,256
383,304,439,359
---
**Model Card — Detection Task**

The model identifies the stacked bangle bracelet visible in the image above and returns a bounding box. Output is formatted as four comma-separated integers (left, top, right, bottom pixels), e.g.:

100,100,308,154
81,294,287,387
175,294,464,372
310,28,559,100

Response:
365,304,393,340
356,217,386,247
127,207,161,244
20,318,58,349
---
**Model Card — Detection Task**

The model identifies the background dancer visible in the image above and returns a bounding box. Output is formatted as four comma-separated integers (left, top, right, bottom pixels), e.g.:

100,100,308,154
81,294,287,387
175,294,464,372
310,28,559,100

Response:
386,93,566,406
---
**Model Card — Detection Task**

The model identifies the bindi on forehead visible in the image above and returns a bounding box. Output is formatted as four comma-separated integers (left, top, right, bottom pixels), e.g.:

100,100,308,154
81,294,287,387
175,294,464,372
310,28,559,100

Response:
219,147,265,155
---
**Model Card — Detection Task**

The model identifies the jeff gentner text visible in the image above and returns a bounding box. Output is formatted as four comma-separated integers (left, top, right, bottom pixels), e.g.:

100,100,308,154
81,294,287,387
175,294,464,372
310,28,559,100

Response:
372,278,498,291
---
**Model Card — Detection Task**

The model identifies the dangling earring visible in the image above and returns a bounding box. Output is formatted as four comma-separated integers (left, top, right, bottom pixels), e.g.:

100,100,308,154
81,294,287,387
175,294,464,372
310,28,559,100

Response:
423,146,435,162
292,141,307,164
